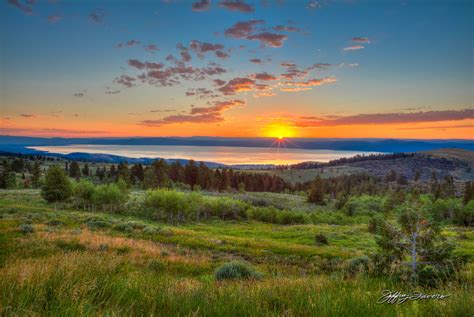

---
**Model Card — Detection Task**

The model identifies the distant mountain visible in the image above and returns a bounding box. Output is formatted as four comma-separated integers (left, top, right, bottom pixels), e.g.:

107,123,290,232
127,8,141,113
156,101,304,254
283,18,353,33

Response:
0,135,473,152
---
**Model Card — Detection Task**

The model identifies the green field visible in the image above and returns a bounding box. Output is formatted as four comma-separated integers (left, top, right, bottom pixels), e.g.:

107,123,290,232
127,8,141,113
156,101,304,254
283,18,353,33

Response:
1,189,472,316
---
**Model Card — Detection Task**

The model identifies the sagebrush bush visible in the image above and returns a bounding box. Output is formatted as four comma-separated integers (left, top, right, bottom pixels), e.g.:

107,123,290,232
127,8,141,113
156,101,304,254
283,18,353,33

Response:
18,224,34,234
215,261,262,281
347,256,370,275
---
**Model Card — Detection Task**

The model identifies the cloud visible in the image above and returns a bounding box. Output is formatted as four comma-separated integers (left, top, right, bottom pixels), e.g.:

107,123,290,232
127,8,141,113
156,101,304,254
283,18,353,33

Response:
105,89,121,94
47,14,62,23
141,113,223,126
352,37,370,43
127,59,164,70
150,109,175,113
73,92,85,97
295,109,474,127
273,25,300,32
186,87,218,99
114,75,136,88
219,0,253,13
19,113,36,118
7,0,34,15
190,99,244,114
89,8,106,23
397,124,473,131
217,77,255,95
306,0,322,10
180,50,192,62
247,32,287,47
249,58,262,64
224,20,264,39
192,0,211,11
285,77,337,87
189,40,229,59
343,45,364,51
144,44,159,52
0,127,110,136
117,40,140,48
250,72,278,81
141,99,245,126
280,87,312,92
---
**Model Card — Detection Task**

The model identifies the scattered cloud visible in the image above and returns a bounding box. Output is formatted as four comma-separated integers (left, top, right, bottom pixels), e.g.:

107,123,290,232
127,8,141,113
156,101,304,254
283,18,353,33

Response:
247,32,287,47
89,8,106,23
224,20,264,39
191,99,244,114
73,92,85,98
114,75,136,88
250,72,278,81
141,99,245,127
192,0,211,11
186,87,219,99
127,59,164,70
295,109,474,127
7,0,34,15
219,0,254,13
352,37,370,43
0,127,110,136
19,113,36,118
217,77,255,95
47,14,62,23
249,58,262,64
285,77,337,87
273,25,301,32
144,44,159,53
343,45,364,51
280,87,312,92
117,40,140,48
189,40,229,59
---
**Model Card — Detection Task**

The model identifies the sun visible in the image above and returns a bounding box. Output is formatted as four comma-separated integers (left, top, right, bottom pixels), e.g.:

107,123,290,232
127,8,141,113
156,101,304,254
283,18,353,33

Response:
263,122,296,139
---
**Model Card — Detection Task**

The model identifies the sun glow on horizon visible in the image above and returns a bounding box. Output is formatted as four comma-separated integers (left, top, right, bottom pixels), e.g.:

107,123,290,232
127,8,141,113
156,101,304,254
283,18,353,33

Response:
262,122,297,139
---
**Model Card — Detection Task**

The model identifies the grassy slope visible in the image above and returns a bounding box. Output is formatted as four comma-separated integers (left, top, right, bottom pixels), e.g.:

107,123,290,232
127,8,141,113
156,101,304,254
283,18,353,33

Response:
0,189,473,316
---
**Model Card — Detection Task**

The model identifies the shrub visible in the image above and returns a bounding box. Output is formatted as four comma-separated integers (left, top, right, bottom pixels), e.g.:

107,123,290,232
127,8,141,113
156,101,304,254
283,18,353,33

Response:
18,224,34,234
55,239,86,252
215,261,262,281
347,256,370,275
93,183,128,212
85,217,111,229
344,195,385,216
41,165,73,203
315,233,328,245
148,260,165,272
114,223,134,232
73,179,96,210
47,219,65,227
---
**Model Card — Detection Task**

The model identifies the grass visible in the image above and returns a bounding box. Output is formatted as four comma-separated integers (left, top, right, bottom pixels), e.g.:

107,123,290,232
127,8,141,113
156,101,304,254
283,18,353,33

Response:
0,189,473,316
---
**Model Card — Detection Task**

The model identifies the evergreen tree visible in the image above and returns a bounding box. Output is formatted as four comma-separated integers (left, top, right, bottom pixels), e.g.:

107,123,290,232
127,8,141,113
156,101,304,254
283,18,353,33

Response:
307,176,325,205
82,163,90,176
41,165,73,203
31,160,42,187
69,161,81,180
184,160,198,190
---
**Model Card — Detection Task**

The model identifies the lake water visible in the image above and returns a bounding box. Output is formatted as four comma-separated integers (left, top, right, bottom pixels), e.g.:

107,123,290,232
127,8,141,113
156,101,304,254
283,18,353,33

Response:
29,144,379,165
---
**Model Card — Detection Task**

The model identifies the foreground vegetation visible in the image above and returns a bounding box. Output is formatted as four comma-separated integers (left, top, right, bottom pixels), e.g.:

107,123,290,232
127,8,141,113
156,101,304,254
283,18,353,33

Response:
0,153,473,315
1,189,473,316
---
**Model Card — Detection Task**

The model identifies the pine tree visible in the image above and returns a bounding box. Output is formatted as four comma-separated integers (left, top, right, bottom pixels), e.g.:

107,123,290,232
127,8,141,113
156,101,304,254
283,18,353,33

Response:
69,161,81,180
31,160,42,187
308,176,325,205
82,163,90,176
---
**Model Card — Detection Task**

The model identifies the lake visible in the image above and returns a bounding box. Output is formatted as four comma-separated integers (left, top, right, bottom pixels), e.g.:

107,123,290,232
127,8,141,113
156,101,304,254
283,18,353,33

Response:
29,144,379,165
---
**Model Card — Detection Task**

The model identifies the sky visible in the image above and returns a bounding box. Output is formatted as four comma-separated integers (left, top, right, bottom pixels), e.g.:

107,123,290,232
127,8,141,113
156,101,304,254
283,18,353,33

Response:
0,0,473,139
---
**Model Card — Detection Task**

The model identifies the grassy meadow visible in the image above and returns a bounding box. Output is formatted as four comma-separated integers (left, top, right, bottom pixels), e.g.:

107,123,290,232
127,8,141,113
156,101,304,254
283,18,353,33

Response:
0,189,473,316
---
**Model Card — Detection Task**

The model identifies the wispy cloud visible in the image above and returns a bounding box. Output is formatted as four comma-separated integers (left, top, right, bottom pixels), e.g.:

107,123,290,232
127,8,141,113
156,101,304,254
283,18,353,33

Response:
219,0,254,13
343,45,364,51
192,0,211,12
7,0,34,15
296,109,474,127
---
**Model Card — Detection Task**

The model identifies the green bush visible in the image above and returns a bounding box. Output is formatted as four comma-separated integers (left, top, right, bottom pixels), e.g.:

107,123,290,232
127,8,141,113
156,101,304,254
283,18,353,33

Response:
215,261,262,281
73,179,96,210
344,195,385,216
41,165,73,203
18,224,34,234
347,256,369,275
93,183,128,212
315,233,329,245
